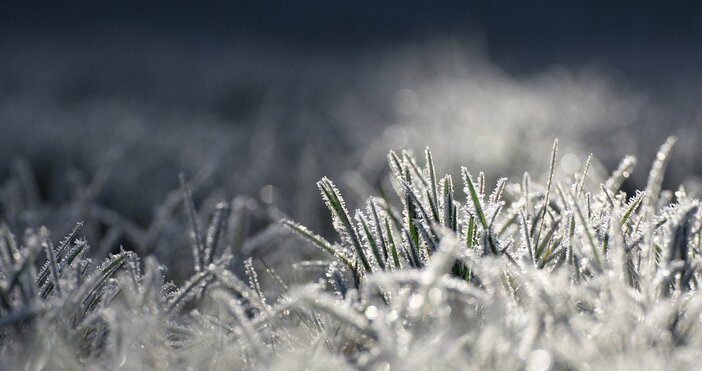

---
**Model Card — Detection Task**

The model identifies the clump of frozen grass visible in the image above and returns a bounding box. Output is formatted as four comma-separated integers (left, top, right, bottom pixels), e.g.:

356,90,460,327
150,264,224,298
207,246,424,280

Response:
285,137,702,369
0,174,282,369
3,137,702,369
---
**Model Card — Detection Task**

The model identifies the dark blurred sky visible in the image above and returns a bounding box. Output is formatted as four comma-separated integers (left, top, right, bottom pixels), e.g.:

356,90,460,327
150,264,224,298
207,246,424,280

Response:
3,1,702,73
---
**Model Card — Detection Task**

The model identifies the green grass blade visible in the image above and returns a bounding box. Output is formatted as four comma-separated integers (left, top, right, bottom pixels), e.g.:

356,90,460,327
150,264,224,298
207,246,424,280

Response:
462,168,487,229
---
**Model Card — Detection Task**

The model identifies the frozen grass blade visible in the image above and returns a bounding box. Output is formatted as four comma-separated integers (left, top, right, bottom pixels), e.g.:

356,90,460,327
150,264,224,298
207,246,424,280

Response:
425,148,441,222
425,148,438,206
42,238,61,297
77,250,132,318
403,228,423,268
477,171,486,196
466,216,476,249
36,222,84,290
621,191,645,227
519,210,534,263
369,200,389,264
387,150,404,183
260,258,288,292
605,155,637,193
535,139,558,246
244,258,266,304
576,153,592,199
403,151,430,189
383,217,401,269
643,136,676,212
318,177,372,273
402,182,434,235
40,238,89,300
462,168,498,255
401,174,423,265
462,169,487,229
489,177,508,205
204,202,230,266
440,175,456,232
180,174,206,272
166,269,212,314
535,219,558,262
569,188,602,267
282,220,355,272
358,212,385,270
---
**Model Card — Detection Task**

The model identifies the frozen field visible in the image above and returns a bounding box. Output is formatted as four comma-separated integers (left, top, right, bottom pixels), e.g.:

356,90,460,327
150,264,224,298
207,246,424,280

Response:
2,13,702,369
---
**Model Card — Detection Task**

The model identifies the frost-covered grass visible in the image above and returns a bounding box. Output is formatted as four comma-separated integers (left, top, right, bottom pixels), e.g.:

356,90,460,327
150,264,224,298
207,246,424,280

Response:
2,137,702,370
